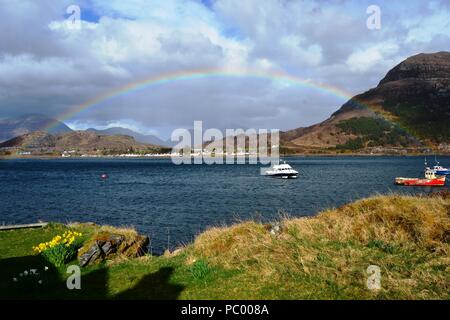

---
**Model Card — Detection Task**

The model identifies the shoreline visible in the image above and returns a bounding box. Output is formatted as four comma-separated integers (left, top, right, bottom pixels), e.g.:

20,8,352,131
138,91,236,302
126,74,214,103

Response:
1,152,450,160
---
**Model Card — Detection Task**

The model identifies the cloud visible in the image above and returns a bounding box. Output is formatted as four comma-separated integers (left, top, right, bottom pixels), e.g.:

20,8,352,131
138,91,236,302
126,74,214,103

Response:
405,9,450,43
0,0,448,137
67,118,161,136
346,42,400,73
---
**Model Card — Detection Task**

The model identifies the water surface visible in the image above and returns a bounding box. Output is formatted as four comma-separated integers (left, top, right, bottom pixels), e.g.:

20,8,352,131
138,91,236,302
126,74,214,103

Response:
0,156,447,253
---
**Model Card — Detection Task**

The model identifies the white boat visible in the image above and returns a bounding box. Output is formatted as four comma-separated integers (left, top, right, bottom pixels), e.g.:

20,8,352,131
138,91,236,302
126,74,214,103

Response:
431,157,450,175
425,157,450,176
264,161,298,179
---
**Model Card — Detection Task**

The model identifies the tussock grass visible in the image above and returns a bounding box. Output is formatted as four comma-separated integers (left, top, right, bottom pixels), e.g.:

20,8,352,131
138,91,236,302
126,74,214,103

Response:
68,222,139,239
190,194,450,299
94,225,139,241
292,194,449,249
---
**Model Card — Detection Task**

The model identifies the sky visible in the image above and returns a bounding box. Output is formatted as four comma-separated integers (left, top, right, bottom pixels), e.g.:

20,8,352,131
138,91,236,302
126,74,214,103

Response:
0,0,449,139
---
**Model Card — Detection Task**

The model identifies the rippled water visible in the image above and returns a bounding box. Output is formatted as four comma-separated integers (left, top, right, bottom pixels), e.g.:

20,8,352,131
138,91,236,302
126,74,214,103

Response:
0,156,447,253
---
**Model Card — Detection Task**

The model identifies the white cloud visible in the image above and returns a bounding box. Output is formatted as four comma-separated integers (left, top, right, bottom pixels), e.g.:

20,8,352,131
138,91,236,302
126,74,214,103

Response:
67,118,161,136
280,35,323,66
405,10,450,43
346,42,400,73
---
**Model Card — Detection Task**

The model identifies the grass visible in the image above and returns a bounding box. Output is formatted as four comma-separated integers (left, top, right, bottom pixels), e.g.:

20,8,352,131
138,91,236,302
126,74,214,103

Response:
0,194,449,300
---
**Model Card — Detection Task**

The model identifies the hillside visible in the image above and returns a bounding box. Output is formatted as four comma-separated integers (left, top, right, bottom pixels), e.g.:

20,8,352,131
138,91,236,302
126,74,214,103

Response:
55,131,143,151
0,131,164,153
282,52,450,152
0,193,448,299
0,114,72,142
87,127,171,147
0,114,173,149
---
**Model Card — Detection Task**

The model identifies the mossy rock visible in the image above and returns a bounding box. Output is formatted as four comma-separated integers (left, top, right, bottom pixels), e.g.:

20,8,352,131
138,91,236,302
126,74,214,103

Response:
78,229,149,266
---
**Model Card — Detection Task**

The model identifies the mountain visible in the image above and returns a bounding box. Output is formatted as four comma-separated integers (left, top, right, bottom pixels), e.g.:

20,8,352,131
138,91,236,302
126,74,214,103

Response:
0,131,165,152
0,114,173,148
86,127,172,147
0,131,57,149
282,52,450,151
0,114,72,142
55,131,142,151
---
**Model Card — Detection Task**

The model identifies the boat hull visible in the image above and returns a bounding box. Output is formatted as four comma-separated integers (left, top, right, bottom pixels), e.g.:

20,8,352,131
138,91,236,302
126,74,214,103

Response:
395,177,416,185
266,172,298,178
395,176,446,186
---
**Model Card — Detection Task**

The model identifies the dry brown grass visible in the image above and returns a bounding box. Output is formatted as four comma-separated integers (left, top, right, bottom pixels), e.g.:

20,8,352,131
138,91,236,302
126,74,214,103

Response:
68,223,139,239
189,194,450,299
290,194,450,249
95,225,139,239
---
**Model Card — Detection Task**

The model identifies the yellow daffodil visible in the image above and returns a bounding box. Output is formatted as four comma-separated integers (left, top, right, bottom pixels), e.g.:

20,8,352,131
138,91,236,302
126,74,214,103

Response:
33,230,82,254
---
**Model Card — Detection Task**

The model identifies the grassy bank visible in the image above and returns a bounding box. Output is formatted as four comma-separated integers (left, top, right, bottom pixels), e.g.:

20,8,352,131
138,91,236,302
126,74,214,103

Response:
0,193,449,300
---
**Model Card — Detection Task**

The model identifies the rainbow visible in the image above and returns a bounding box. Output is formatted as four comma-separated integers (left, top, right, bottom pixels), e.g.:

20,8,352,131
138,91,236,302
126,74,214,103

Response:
44,68,364,132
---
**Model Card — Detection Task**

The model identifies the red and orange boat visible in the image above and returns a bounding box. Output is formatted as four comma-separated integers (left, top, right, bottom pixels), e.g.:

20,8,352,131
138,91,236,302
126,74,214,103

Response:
395,168,446,186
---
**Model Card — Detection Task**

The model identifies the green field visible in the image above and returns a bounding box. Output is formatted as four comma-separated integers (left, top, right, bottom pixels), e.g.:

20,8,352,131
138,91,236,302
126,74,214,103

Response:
0,193,449,300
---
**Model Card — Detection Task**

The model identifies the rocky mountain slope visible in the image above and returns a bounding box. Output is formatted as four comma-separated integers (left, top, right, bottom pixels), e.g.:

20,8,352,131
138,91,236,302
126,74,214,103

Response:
0,114,72,142
282,52,450,151
0,131,163,153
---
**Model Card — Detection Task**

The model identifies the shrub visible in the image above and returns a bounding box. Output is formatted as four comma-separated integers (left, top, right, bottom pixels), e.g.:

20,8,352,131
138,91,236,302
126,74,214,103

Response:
337,117,391,136
336,137,364,150
336,117,411,149
33,231,83,267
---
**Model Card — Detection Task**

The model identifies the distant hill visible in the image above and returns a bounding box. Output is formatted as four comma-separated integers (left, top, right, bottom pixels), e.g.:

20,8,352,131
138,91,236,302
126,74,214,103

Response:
281,52,450,151
0,131,166,153
0,114,72,142
0,114,174,149
86,127,172,147
0,131,57,149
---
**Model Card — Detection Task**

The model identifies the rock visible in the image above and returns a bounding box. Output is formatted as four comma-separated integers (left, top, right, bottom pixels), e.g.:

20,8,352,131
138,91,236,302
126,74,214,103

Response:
79,242,103,267
101,241,114,255
171,248,184,256
163,247,183,257
78,233,148,267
